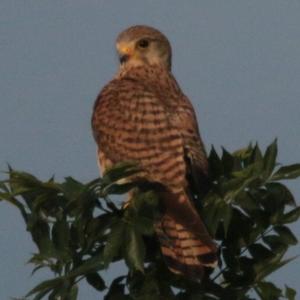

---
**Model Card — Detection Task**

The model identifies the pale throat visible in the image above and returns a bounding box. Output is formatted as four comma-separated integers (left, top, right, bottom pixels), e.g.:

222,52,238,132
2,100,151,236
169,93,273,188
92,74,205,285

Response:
116,54,171,79
116,62,169,81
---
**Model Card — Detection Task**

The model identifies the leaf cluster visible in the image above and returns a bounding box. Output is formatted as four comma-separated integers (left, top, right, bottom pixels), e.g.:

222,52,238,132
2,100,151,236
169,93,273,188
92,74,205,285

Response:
0,141,299,299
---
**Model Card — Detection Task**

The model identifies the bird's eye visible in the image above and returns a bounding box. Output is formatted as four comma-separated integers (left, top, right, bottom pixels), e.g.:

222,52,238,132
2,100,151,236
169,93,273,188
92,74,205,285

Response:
138,39,149,48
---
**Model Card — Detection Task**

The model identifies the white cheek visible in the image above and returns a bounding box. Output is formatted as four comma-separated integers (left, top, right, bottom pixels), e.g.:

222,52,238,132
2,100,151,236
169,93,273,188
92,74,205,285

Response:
146,48,166,66
149,56,162,65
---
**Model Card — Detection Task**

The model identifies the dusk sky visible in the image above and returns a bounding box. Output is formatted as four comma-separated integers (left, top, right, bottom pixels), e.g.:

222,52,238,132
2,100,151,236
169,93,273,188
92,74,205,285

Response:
1,1,299,298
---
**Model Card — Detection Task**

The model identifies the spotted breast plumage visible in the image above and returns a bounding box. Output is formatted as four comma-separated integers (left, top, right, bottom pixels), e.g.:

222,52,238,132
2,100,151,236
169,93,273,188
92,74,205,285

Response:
92,25,218,279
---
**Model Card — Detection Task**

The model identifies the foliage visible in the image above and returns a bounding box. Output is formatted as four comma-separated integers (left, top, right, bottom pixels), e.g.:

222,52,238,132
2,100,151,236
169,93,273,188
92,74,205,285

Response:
1,141,300,300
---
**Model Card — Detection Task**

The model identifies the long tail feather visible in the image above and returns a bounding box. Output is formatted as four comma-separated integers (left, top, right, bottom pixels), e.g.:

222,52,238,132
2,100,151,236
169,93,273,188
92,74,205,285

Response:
155,192,218,280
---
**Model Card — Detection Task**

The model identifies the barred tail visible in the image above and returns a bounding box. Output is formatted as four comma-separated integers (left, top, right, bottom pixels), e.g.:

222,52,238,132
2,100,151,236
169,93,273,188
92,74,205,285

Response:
155,192,218,280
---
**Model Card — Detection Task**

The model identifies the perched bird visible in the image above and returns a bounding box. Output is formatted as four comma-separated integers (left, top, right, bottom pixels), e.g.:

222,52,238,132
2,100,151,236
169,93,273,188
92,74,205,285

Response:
92,25,218,279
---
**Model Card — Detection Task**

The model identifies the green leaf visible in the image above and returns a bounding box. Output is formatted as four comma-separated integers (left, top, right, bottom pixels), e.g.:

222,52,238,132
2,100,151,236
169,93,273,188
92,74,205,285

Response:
32,287,53,300
229,256,256,285
30,219,55,256
68,255,105,278
133,190,159,209
129,273,166,300
8,169,61,197
256,281,282,299
86,273,106,291
222,204,232,237
263,235,288,253
263,139,278,178
274,226,298,245
104,276,127,300
259,183,292,221
280,207,300,224
221,147,235,175
68,285,79,300
31,265,45,276
26,278,63,297
202,196,223,236
61,177,85,200
48,281,75,300
285,285,296,300
102,182,137,195
236,191,258,212
125,226,145,272
248,243,274,261
52,219,71,258
266,182,296,207
208,146,223,179
233,143,253,160
0,181,9,192
221,177,244,195
103,220,125,267
231,164,256,179
85,213,114,240
134,216,154,236
222,176,257,204
251,143,263,163
102,161,140,185
272,163,300,180
255,255,298,281
224,207,254,247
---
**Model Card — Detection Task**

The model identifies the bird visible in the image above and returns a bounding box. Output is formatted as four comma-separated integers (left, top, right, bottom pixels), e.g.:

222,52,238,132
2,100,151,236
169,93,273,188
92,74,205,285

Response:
91,25,218,280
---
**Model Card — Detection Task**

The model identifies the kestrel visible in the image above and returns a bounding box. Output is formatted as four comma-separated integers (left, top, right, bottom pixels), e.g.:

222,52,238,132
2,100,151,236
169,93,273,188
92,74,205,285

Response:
92,25,217,279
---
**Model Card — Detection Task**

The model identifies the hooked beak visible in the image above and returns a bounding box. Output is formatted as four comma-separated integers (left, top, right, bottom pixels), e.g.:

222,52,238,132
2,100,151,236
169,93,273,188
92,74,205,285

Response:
117,44,134,64
119,54,129,64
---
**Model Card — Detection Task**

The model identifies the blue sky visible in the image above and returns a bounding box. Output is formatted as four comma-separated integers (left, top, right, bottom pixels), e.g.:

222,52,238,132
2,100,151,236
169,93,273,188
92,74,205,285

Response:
0,1,299,298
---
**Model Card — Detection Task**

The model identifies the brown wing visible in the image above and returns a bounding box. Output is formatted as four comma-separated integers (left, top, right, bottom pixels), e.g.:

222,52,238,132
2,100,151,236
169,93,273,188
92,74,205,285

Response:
171,90,211,197
92,77,217,279
173,93,208,167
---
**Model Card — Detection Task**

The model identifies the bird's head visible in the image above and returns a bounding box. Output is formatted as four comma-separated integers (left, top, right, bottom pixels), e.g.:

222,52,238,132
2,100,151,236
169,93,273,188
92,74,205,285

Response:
116,25,172,70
